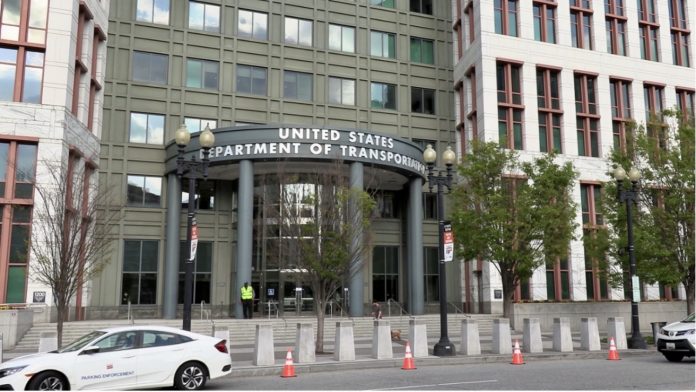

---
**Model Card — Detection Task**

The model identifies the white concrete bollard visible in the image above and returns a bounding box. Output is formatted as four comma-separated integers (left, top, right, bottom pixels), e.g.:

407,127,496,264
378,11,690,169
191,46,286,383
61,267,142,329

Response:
460,319,481,356
492,318,512,355
607,317,628,349
334,321,355,361
581,317,601,351
38,331,58,353
552,317,574,352
409,318,429,358
523,318,543,353
295,323,315,363
371,320,392,359
253,324,275,366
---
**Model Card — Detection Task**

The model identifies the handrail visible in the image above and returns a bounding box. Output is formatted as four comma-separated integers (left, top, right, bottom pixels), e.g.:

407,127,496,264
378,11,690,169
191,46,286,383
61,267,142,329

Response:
386,299,410,317
200,301,209,321
447,301,465,314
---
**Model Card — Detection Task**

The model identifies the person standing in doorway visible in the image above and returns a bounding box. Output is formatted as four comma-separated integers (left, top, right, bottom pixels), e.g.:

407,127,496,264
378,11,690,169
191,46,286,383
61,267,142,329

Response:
241,282,254,319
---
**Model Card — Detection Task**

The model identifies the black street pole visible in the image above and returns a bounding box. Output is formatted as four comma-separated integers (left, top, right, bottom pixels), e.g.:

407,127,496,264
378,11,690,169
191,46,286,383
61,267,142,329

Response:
432,176,455,356
182,175,196,332
619,178,647,349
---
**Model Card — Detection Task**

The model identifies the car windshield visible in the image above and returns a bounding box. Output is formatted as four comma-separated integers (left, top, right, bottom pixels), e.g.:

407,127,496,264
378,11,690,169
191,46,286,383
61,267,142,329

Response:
682,313,695,322
56,331,107,353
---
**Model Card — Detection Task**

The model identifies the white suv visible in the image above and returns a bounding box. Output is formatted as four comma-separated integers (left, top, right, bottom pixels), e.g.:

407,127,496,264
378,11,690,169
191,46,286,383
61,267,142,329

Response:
656,313,695,362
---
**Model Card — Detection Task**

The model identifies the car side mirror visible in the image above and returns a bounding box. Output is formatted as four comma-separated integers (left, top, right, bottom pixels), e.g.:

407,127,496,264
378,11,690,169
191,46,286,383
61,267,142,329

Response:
80,346,101,355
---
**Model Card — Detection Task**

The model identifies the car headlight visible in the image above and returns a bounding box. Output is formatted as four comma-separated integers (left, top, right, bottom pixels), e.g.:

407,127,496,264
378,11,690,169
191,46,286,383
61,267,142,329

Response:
660,328,667,335
0,365,28,378
686,329,695,335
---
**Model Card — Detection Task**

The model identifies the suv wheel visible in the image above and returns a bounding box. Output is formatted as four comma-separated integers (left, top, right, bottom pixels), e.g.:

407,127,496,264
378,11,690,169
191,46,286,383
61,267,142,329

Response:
663,352,685,362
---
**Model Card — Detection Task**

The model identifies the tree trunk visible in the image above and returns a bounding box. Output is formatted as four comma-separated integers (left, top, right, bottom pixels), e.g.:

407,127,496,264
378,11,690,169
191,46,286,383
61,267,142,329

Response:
316,303,325,353
685,282,695,316
500,268,516,319
56,302,66,348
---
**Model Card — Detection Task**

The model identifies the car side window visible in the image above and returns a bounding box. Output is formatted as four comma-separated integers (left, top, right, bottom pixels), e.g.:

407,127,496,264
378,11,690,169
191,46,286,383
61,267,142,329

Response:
142,331,183,347
94,331,138,352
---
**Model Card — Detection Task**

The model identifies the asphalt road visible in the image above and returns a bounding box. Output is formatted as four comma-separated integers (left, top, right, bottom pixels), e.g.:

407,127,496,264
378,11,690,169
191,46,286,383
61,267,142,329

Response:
206,352,695,390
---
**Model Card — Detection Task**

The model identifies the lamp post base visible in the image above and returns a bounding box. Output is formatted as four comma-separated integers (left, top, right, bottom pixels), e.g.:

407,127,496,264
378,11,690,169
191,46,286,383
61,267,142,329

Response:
628,332,647,349
433,339,456,357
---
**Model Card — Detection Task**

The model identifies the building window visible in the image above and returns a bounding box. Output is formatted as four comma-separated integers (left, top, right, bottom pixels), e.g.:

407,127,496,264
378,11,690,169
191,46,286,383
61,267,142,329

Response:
638,0,660,61
238,10,268,40
0,47,44,103
374,191,397,218
533,1,557,43
536,67,562,153
605,0,627,55
236,65,267,96
370,0,395,8
644,83,667,149
0,140,37,303
184,118,217,133
88,27,106,131
410,0,433,14
424,247,439,302
284,71,313,101
571,0,594,49
178,242,212,304
328,77,355,106
188,1,220,33
670,31,691,67
372,246,399,302
610,78,632,152
423,193,437,219
328,24,355,53
574,73,600,157
136,0,169,25
129,113,164,145
494,0,518,37
186,59,219,90
131,51,168,85
410,37,434,64
411,87,435,115
466,68,478,151
370,31,396,59
465,1,475,44
454,0,463,59
127,175,162,207
121,240,158,305
182,179,215,210
676,88,695,118
581,183,607,300
547,257,571,300
371,82,397,110
284,17,312,46
497,61,523,150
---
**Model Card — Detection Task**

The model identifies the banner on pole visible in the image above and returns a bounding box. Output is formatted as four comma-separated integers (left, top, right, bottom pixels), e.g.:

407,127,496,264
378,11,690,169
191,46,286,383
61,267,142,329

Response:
190,218,198,262
443,221,454,262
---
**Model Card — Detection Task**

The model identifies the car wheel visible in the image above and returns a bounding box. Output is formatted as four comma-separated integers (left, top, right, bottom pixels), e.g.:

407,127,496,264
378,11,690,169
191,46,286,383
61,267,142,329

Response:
663,352,684,362
27,371,69,391
174,361,208,390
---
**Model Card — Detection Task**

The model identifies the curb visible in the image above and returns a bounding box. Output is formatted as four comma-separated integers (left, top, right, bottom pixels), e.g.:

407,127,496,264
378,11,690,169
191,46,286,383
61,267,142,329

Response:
229,349,656,378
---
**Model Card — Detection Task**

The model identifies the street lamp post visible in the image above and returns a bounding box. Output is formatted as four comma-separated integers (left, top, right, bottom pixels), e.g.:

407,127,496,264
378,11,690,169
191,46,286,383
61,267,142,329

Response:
175,124,215,331
613,166,647,349
423,144,457,357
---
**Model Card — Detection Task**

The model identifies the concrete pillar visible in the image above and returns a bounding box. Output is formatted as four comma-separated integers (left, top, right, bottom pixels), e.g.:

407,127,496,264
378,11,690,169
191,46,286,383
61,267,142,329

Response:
235,160,254,319
581,317,601,351
552,317,573,352
409,318,428,357
163,173,181,319
523,318,543,353
492,318,512,354
371,320,392,359
349,162,364,317
607,317,628,349
407,177,424,315
334,321,355,361
460,319,481,355
295,323,315,363
253,324,275,366
38,331,58,353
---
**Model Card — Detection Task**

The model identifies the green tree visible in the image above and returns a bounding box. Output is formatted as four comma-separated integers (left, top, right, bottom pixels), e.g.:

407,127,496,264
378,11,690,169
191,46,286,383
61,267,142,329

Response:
450,142,578,317
599,111,694,315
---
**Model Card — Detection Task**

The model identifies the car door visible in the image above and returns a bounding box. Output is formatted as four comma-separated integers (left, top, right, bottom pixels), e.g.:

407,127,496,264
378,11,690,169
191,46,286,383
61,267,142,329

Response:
72,331,140,390
135,330,188,387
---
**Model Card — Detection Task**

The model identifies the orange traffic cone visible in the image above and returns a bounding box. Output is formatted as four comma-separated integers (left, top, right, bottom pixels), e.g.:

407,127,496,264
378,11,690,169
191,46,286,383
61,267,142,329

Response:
401,341,416,370
607,337,621,361
281,348,297,377
511,340,525,365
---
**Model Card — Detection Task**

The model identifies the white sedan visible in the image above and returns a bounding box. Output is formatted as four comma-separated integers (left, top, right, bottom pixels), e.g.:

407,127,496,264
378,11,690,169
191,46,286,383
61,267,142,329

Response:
0,326,232,390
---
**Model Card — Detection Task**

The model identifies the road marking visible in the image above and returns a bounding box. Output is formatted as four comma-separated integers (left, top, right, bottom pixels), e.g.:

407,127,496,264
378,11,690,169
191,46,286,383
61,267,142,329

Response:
372,379,498,390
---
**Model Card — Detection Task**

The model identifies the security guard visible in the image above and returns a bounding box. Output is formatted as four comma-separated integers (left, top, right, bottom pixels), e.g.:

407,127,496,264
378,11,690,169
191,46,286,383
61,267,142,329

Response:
241,282,254,319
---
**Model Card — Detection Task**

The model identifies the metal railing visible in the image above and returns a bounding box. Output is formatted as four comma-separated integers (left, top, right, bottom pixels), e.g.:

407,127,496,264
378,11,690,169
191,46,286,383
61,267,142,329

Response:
200,301,211,321
386,299,410,317
448,301,465,314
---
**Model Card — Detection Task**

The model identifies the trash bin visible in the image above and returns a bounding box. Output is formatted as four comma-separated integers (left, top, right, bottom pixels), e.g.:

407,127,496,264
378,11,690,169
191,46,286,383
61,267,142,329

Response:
651,321,667,344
